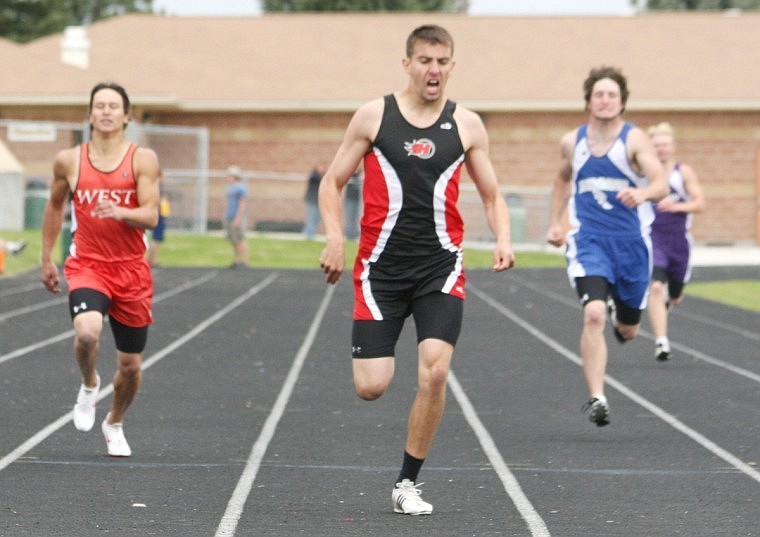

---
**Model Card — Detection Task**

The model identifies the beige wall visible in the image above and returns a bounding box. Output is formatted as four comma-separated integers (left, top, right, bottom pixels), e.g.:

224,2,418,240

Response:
3,105,758,244
483,109,760,245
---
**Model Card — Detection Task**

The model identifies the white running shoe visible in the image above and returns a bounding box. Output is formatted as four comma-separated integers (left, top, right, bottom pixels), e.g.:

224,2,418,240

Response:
6,240,26,255
655,342,672,362
101,413,131,457
73,373,100,432
392,479,433,515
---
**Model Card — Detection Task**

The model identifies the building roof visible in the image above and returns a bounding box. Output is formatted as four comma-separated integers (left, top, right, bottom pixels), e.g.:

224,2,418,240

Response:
2,12,759,112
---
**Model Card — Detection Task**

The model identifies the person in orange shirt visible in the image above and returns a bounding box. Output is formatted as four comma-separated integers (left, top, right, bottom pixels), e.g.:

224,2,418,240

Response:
41,81,160,457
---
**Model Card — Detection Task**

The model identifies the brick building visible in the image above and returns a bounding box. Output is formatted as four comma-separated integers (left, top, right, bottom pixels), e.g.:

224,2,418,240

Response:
1,13,758,243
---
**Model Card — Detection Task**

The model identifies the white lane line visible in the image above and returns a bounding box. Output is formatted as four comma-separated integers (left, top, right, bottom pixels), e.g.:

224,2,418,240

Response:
448,371,551,537
0,330,75,366
0,271,219,366
675,307,760,341
665,339,760,383
470,284,760,486
506,273,760,384
0,282,41,298
215,284,335,537
0,272,278,473
0,297,67,322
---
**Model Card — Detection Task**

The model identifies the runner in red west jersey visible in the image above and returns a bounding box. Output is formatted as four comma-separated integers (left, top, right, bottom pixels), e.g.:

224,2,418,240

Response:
70,142,148,262
41,81,160,458
64,141,154,328
318,25,515,515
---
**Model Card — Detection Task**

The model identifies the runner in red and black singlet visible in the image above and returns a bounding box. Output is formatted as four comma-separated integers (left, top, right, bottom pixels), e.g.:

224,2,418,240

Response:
318,25,515,515
355,94,466,320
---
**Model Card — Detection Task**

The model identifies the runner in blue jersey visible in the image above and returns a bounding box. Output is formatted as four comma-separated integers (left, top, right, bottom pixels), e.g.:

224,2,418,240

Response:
547,66,668,427
319,25,514,515
646,122,705,362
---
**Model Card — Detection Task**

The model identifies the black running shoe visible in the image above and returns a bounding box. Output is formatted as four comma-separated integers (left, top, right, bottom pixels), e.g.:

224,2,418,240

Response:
581,397,611,427
607,298,626,344
655,342,671,362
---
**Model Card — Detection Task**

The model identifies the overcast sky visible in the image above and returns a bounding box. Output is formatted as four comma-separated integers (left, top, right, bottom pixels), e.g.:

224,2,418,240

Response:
152,0,637,16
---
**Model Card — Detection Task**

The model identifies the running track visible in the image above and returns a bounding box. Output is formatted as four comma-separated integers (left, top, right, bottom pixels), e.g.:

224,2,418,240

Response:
0,264,757,536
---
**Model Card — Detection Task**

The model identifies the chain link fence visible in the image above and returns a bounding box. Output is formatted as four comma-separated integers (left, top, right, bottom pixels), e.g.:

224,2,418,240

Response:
1,119,551,246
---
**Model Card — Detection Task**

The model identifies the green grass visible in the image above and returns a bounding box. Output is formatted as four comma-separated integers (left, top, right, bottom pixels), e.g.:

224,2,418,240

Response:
150,232,567,269
686,280,760,313
148,233,567,269
3,229,757,312
1,229,565,273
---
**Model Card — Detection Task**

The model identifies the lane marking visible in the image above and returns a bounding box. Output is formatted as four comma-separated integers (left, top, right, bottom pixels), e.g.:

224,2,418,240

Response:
0,330,75,366
675,308,760,341
215,284,335,537
19,459,741,476
0,281,50,298
0,297,67,322
470,284,760,486
449,371,551,536
257,463,742,476
0,271,218,366
0,272,278,473
506,273,760,384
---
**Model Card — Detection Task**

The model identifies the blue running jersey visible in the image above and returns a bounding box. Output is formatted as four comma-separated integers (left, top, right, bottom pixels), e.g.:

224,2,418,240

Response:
568,123,654,236
565,122,654,309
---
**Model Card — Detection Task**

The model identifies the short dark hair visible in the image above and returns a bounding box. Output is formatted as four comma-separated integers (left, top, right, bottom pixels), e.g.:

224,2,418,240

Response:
406,24,454,58
89,81,131,130
583,66,629,111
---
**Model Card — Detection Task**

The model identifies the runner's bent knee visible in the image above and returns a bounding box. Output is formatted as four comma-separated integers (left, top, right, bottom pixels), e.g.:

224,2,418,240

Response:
353,357,394,400
583,300,607,329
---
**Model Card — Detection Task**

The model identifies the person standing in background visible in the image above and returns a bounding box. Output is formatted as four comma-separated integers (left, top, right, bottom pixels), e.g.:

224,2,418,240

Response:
646,122,705,362
224,165,249,268
302,163,325,240
147,169,170,268
343,164,363,241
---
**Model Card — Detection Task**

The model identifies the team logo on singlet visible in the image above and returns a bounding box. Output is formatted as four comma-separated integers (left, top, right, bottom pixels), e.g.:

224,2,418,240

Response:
404,138,436,160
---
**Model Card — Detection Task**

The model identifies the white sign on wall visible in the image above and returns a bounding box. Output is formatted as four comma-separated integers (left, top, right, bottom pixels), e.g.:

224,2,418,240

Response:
7,122,57,142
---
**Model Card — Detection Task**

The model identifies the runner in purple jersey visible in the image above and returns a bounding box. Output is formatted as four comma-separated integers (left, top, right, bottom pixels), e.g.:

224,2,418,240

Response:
646,122,705,361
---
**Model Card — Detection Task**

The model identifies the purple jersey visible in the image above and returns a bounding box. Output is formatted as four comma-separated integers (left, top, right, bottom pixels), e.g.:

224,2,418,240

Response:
651,164,693,284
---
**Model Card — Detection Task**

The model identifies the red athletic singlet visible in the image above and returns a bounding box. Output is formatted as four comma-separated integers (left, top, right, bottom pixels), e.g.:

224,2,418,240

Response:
70,142,148,262
64,142,153,327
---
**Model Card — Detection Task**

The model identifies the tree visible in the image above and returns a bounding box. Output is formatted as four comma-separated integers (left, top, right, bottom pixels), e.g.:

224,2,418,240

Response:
0,0,153,43
262,0,467,12
634,0,760,9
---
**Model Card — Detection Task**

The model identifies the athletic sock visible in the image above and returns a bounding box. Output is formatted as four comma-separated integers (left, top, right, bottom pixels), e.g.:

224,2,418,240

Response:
396,451,425,484
655,337,669,347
